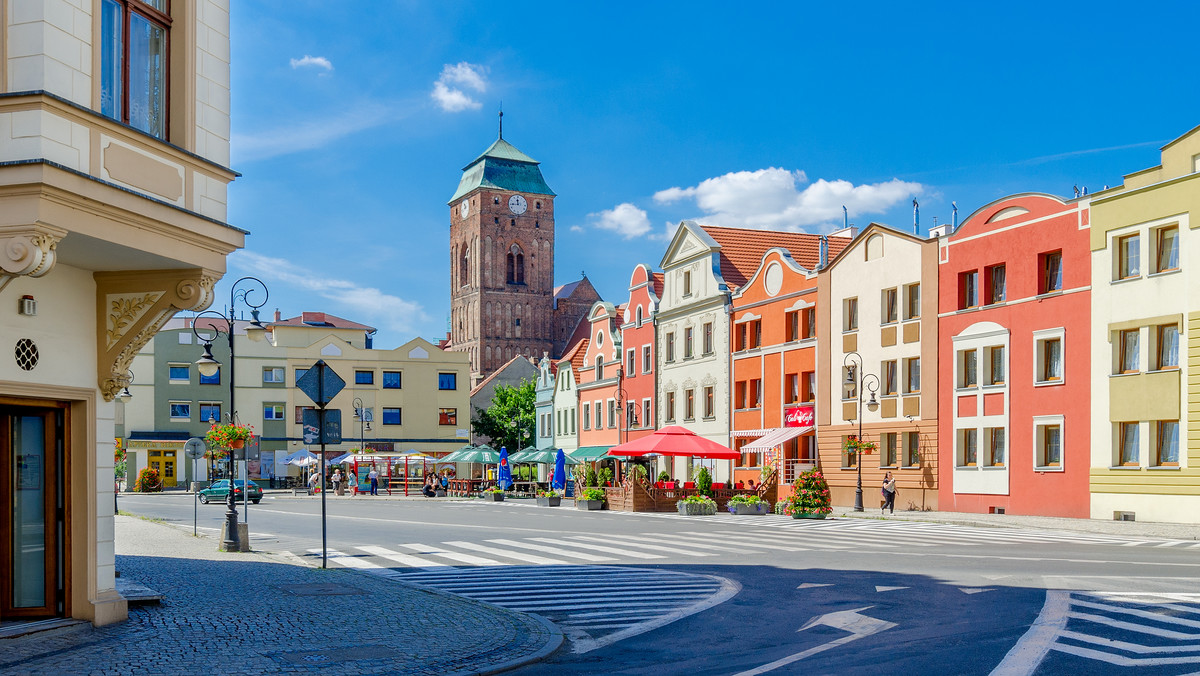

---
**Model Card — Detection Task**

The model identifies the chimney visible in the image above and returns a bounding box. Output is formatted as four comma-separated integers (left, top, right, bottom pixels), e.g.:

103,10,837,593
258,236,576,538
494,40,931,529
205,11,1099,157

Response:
273,308,281,322
302,311,326,325
819,235,829,269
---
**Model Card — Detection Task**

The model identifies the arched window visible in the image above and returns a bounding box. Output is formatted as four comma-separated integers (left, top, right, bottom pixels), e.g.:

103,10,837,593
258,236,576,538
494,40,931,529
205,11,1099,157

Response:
636,305,643,324
507,243,524,284
459,243,469,287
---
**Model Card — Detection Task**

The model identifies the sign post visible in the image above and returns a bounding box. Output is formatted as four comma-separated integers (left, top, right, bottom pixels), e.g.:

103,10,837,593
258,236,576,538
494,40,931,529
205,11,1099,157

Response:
296,360,345,568
184,437,206,536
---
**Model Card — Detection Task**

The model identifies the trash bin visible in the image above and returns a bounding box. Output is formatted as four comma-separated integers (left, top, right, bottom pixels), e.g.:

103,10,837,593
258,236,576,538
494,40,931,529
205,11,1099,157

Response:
191,481,206,493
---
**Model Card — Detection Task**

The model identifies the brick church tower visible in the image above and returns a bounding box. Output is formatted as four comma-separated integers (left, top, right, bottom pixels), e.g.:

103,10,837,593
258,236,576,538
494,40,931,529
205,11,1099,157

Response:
448,125,559,386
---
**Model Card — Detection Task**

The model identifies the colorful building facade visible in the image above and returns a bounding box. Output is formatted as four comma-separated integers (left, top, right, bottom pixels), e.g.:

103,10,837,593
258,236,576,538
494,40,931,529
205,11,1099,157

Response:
575,302,623,456
618,265,662,444
937,194,1091,517
1088,125,1200,523
818,224,940,509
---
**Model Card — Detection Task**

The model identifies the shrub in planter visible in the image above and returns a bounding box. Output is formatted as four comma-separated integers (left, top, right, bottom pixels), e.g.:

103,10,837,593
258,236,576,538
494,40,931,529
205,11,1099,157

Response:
536,489,562,507
727,493,770,515
135,466,162,492
695,466,713,497
576,487,606,510
676,494,717,516
779,469,832,518
481,486,505,502
585,466,598,488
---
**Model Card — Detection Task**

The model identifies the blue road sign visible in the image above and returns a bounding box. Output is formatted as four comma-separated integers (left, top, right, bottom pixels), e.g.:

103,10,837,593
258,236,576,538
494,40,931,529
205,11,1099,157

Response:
302,408,342,444
296,360,345,406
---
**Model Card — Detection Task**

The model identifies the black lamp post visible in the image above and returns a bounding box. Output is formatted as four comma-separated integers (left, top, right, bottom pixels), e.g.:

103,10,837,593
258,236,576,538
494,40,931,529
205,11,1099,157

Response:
352,397,372,451
843,351,879,513
192,276,269,553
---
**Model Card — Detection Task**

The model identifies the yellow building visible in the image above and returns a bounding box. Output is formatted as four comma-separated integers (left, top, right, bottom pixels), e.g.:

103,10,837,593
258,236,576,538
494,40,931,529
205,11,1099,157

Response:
1089,125,1200,523
0,1,240,625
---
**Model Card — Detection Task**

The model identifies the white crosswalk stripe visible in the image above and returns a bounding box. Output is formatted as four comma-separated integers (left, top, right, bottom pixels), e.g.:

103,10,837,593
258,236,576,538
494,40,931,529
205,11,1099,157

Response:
356,545,447,568
443,540,567,565
564,534,718,557
526,537,665,560
385,565,739,654
486,538,616,562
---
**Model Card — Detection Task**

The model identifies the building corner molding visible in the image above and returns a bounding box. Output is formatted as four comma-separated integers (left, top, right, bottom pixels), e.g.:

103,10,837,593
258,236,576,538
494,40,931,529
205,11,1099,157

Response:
95,269,217,400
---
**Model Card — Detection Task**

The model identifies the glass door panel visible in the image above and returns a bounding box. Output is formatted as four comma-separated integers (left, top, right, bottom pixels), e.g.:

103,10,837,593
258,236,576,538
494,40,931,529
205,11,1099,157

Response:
3,406,60,619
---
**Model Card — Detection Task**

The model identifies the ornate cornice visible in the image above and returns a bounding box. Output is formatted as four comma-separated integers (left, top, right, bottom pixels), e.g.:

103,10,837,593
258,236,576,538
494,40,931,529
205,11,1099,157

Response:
0,223,67,292
95,269,216,401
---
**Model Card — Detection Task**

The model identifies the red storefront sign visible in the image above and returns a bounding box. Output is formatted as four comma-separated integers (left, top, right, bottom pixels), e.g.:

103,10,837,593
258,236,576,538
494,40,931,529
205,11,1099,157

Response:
783,404,814,428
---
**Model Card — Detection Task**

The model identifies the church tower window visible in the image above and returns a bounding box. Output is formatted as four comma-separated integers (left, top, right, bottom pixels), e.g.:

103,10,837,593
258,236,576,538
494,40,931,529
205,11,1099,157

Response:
507,244,525,284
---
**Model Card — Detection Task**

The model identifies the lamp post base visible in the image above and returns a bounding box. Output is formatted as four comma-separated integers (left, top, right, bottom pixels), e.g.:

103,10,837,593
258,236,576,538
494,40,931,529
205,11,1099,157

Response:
221,501,240,552
853,488,864,512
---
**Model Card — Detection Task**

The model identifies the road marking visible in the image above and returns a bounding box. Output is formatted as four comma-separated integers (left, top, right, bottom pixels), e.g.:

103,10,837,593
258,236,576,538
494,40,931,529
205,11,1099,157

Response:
307,548,379,569
564,534,717,557
526,537,665,560
733,606,896,676
959,587,996,595
610,532,762,554
797,583,834,589
394,543,500,566
485,538,616,562
353,545,448,568
876,586,909,592
676,531,810,552
442,540,567,565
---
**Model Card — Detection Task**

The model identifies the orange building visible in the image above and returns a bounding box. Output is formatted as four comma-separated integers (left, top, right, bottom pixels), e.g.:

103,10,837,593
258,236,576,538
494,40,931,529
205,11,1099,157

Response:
576,302,625,455
731,239,848,498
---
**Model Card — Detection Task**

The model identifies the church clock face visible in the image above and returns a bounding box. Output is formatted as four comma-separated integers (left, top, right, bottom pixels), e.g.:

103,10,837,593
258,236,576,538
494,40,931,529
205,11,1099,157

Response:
508,194,528,215
460,199,470,218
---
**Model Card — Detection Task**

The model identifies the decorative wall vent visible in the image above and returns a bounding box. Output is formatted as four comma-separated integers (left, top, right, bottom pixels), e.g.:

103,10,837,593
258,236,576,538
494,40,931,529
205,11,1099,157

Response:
15,338,39,371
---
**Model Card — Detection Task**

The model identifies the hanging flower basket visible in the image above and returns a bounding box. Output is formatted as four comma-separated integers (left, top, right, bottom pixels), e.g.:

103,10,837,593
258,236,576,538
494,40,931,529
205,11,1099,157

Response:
205,422,254,450
844,436,878,456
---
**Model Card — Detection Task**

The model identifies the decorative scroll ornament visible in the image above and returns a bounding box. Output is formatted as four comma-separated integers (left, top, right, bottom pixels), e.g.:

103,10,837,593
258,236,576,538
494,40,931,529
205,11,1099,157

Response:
0,224,66,292
96,270,216,401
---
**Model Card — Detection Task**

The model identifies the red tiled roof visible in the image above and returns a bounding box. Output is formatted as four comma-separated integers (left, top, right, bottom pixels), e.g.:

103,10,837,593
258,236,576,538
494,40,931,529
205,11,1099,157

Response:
562,315,591,355
651,272,664,299
271,311,376,332
700,226,849,290
557,338,589,375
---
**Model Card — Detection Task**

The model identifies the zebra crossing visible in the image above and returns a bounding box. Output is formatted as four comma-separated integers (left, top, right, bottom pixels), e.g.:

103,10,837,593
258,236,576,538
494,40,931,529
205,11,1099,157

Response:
996,591,1200,672
611,511,1200,549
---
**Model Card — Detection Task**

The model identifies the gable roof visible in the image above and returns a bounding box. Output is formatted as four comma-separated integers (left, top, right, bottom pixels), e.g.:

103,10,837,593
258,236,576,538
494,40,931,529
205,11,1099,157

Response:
557,337,589,372
651,272,664,298
701,225,849,290
825,222,929,270
469,354,537,397
271,312,376,332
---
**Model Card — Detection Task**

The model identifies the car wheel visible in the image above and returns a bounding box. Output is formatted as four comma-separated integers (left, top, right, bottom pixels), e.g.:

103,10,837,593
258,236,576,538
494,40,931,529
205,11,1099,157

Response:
252,499,260,504
199,494,209,504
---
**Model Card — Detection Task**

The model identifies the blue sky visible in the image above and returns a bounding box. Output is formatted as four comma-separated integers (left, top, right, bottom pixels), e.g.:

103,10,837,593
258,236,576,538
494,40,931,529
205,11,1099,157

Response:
219,1,1200,348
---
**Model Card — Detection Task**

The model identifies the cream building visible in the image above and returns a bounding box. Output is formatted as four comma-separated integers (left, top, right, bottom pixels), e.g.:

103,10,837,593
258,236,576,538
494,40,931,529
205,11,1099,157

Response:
1089,125,1200,523
551,340,583,454
817,224,939,509
0,1,239,625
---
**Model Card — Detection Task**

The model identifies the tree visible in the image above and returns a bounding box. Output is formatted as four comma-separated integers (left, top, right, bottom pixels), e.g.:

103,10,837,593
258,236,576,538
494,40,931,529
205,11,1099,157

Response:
471,380,536,452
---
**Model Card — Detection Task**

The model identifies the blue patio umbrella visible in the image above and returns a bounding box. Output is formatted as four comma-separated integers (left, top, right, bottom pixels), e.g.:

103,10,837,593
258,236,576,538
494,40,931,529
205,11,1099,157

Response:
552,448,567,491
497,446,513,490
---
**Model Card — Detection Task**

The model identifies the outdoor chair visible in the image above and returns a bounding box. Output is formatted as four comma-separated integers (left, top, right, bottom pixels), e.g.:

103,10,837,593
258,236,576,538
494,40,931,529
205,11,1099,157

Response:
683,482,695,489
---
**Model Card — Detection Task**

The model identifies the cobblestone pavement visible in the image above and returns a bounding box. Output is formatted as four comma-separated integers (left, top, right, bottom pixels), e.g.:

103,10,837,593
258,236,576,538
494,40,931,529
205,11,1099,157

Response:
0,516,561,676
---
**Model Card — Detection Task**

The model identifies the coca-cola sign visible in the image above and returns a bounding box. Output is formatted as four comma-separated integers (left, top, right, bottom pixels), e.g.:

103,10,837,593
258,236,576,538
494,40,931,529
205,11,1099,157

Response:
784,404,815,428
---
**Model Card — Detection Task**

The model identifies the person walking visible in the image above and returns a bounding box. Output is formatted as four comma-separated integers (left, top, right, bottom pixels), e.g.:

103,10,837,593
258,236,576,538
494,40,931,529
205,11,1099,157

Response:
332,468,343,496
368,467,379,496
882,471,896,514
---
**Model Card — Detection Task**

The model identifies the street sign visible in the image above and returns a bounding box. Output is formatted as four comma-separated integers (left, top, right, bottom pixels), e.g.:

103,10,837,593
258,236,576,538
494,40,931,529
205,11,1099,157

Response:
302,408,342,444
295,360,345,406
184,437,206,460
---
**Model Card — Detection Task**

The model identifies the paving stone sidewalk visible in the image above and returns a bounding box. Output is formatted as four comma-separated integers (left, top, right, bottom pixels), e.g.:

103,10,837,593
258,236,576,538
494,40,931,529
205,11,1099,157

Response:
0,516,561,676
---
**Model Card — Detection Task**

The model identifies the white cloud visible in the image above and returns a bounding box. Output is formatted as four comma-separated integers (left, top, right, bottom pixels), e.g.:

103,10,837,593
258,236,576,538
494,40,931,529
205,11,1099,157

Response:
588,203,652,239
232,103,393,163
431,62,488,112
289,55,333,71
654,167,922,231
230,250,428,337
569,225,585,233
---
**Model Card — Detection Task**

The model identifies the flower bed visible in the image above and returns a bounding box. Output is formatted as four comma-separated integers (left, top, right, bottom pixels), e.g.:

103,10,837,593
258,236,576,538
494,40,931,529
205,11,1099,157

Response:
676,494,717,516
727,493,770,515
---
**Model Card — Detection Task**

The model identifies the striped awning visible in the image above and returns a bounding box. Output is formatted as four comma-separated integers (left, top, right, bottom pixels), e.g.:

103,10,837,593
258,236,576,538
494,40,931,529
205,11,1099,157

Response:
741,426,813,452
570,446,612,461
731,428,772,438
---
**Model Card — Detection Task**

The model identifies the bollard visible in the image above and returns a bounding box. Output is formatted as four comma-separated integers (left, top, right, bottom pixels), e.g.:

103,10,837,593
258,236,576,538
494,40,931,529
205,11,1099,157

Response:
237,523,249,552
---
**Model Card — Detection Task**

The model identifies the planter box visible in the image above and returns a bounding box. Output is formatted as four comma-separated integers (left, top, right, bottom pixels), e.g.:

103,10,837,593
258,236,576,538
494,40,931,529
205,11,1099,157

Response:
537,496,562,507
434,490,447,497
576,499,604,510
677,502,716,516
792,512,827,520
728,503,768,516
484,493,505,502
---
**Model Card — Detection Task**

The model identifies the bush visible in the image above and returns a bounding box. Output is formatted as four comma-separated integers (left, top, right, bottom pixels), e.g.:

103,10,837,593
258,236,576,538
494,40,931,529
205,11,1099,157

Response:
537,489,561,498
482,486,505,495
695,466,713,497
657,470,671,482
728,494,767,506
135,466,162,492
780,469,832,516
598,467,614,486
585,467,598,487
581,487,606,501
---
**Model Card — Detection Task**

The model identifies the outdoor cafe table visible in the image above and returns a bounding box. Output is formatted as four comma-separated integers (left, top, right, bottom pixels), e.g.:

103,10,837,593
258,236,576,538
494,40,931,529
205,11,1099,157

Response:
448,478,484,497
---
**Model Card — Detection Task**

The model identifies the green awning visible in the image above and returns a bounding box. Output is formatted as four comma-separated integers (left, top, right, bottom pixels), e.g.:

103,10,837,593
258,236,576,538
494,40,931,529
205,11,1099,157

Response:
570,446,613,462
512,449,580,465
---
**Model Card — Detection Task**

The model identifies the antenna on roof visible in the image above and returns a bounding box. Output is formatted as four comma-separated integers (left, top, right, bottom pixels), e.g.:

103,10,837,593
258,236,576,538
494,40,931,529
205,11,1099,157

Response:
1073,185,1080,198
842,205,848,230
498,105,503,139
952,202,958,229
912,198,920,234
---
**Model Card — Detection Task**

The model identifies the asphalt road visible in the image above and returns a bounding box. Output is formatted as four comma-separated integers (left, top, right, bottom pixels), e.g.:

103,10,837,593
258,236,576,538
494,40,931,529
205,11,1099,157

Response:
119,492,1200,675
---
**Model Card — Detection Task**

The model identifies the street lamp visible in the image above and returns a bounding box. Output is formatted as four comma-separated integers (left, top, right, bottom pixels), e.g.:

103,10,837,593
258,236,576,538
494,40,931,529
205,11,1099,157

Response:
844,351,879,513
352,397,372,451
191,276,269,553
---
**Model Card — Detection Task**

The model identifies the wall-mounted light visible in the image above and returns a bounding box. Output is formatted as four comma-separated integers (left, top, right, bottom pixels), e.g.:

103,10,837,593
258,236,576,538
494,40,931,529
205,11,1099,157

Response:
18,295,36,316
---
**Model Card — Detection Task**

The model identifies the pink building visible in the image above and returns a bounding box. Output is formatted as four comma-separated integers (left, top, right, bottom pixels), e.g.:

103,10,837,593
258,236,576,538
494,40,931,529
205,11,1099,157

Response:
937,194,1091,517
619,265,663,444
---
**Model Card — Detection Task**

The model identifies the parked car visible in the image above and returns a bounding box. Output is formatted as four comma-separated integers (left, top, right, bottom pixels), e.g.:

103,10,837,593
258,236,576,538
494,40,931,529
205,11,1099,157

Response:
198,479,263,504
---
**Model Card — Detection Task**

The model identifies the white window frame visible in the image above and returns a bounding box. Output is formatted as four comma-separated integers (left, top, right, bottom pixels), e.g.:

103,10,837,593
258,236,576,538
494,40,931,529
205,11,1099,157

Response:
641,398,652,428
1032,415,1065,472
263,366,285,383
1033,327,1066,386
264,404,285,420
169,400,191,421
642,344,652,374
168,362,190,384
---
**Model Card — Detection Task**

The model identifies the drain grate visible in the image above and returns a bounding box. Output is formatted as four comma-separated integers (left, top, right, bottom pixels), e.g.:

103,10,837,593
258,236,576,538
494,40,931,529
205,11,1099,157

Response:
275,583,365,597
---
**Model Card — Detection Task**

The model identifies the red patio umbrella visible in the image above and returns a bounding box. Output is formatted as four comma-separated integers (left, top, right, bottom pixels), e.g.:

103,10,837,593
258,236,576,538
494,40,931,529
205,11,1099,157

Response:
607,425,740,459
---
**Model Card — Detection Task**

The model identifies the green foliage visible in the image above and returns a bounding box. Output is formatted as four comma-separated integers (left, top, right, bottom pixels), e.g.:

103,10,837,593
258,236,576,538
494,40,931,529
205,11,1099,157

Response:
695,466,713,497
629,465,646,482
599,467,614,486
585,466,598,487
537,489,561,498
482,486,505,495
728,493,766,506
657,470,671,482
678,494,716,505
581,487,606,501
470,380,536,453
135,466,162,492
